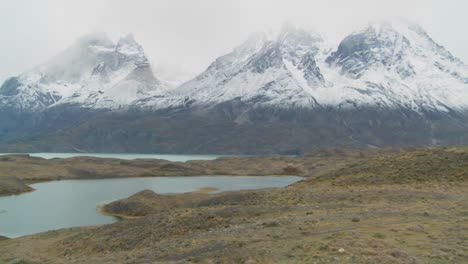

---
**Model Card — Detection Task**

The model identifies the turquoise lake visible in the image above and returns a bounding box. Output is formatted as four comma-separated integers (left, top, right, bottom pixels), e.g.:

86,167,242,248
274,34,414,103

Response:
0,176,302,238
0,153,222,162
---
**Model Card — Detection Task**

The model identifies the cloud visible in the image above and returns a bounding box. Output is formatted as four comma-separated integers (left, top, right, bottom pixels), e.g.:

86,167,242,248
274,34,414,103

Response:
1,0,467,83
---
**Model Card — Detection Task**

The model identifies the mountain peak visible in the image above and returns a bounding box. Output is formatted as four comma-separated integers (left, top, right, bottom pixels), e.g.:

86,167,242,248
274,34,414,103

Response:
117,34,138,47
326,20,425,78
361,18,423,33
239,24,324,48
116,34,147,62
277,23,323,43
0,32,162,110
75,32,113,48
2,22,468,113
326,18,467,82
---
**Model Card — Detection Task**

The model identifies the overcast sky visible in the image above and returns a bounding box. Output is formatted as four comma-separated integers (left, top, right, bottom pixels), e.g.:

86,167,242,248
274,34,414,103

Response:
1,0,467,83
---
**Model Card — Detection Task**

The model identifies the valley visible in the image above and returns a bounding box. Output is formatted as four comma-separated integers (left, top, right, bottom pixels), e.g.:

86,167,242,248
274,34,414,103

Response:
0,147,466,263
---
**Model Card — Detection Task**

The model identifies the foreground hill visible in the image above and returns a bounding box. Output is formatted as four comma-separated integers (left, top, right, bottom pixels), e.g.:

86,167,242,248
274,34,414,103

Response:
0,147,467,263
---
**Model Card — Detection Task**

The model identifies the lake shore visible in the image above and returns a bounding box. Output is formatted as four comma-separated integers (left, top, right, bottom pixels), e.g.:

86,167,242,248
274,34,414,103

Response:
0,147,467,263
0,148,375,196
0,176,34,196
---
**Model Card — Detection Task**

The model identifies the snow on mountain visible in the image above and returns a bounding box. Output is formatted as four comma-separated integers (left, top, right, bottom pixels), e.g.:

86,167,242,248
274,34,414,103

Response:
136,24,331,109
0,33,163,110
324,19,468,112
2,20,468,113
138,20,468,113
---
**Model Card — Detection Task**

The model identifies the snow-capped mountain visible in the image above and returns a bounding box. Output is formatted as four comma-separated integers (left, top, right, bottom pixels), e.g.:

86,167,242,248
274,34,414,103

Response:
138,20,468,113
0,33,163,110
1,20,468,154
2,20,467,113
139,24,332,109
324,20,468,112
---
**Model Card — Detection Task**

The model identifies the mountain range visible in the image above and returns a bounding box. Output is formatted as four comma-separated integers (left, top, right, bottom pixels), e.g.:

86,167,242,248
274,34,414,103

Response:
1,20,468,154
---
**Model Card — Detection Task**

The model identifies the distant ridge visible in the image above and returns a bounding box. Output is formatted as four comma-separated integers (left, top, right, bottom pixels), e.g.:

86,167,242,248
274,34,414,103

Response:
1,20,468,154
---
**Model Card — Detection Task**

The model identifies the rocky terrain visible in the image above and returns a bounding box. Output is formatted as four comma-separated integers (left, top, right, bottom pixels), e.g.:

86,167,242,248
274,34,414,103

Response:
0,147,467,263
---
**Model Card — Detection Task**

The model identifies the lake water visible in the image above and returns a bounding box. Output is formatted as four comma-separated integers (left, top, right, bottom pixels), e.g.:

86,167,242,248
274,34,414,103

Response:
0,176,302,238
0,153,222,162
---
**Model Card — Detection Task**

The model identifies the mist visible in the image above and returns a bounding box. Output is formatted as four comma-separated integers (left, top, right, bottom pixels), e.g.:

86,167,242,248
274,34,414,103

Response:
1,0,467,83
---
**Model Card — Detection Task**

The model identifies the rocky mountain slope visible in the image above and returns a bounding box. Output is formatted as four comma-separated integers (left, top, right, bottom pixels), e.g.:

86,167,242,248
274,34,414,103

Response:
324,20,468,112
0,33,163,110
1,20,468,154
133,20,468,113
142,24,331,109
